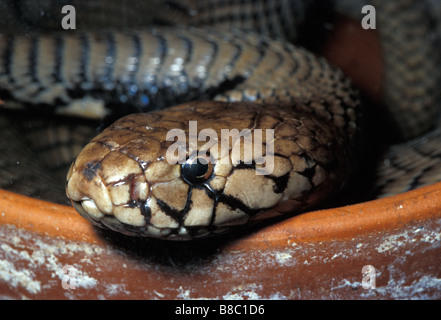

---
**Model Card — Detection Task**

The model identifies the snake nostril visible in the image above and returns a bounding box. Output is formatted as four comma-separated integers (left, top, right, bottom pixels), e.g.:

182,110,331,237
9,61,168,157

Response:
181,156,213,184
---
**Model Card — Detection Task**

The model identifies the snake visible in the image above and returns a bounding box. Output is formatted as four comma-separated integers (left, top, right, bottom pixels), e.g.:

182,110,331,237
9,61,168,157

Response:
1,0,441,240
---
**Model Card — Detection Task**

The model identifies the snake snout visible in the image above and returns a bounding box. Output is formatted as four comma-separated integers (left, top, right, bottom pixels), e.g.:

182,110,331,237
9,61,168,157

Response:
65,140,231,239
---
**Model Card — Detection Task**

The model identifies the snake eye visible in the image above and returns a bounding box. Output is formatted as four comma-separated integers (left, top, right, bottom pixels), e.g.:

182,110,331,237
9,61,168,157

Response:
181,156,213,184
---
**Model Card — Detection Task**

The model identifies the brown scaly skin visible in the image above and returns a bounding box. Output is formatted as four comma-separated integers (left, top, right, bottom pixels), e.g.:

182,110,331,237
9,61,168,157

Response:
2,0,441,239
66,100,359,240
0,26,362,239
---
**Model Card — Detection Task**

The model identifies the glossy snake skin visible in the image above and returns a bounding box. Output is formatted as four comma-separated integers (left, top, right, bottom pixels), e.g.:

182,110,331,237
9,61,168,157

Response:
1,0,441,239
55,27,360,239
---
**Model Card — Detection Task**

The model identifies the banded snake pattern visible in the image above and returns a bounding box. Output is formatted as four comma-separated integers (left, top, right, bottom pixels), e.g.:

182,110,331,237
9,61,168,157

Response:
1,0,441,240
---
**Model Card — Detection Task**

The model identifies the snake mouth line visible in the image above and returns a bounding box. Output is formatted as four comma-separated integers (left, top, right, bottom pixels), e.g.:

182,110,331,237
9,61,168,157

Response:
165,120,276,175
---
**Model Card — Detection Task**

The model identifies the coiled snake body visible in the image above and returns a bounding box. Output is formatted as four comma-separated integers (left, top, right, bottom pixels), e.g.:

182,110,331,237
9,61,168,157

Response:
1,0,441,239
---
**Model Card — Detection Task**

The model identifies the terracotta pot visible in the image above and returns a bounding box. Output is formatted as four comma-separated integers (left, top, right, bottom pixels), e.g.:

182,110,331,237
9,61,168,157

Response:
1,181,441,300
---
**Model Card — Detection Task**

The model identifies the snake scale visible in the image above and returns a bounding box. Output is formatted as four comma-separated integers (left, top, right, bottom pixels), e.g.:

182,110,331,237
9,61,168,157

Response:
1,0,441,240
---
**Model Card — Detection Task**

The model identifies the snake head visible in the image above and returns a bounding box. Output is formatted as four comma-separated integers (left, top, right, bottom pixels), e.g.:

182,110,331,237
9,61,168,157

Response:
66,101,352,240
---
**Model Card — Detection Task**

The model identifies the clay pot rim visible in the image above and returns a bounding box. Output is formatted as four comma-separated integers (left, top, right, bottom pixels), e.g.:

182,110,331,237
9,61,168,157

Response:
1,181,441,249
